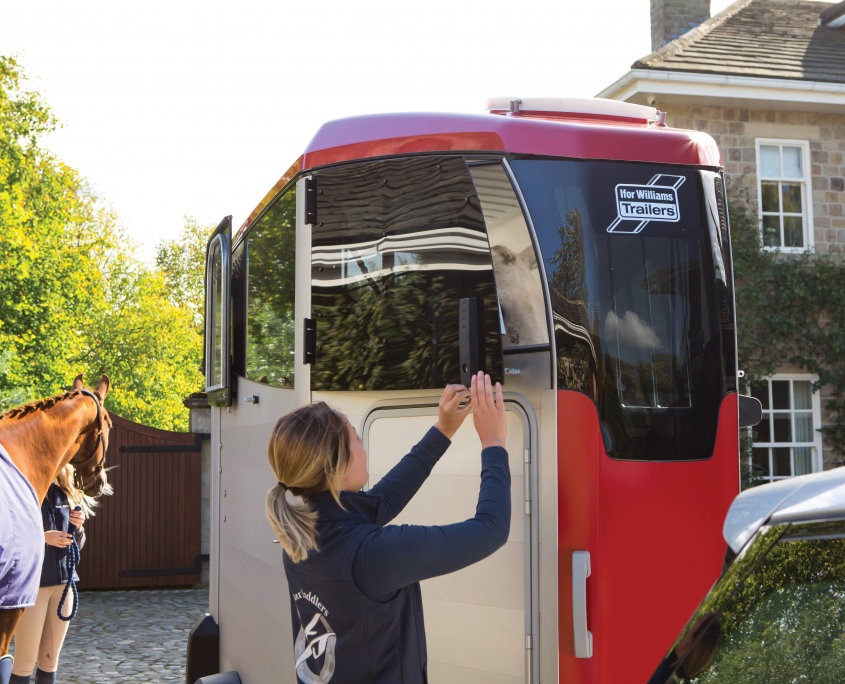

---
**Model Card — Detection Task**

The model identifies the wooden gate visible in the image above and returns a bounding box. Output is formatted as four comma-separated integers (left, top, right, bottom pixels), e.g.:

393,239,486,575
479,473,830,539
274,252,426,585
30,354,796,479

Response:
78,414,203,589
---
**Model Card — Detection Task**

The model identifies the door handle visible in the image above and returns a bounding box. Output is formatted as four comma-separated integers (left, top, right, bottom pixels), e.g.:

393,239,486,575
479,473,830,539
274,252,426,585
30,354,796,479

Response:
572,550,593,658
459,297,484,387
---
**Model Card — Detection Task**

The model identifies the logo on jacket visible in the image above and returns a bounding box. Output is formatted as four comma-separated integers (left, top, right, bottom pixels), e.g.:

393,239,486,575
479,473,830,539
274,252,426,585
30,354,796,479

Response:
294,609,337,683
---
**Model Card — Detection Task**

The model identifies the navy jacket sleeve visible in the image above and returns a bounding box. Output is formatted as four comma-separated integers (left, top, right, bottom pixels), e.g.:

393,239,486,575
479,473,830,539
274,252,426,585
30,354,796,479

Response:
353,445,510,601
367,426,452,525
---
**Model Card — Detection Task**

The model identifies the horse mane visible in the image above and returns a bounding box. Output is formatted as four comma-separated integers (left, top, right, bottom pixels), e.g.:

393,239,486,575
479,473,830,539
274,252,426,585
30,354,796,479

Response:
0,389,82,421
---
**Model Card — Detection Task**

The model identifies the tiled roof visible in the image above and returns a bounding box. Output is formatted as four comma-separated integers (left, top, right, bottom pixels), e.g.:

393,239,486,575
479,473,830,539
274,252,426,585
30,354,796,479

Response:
633,0,845,84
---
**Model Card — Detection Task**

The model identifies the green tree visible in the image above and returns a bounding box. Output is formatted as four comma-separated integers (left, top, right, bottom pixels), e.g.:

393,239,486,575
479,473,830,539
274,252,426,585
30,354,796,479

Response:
155,215,210,330
79,255,203,430
0,55,204,430
0,56,112,405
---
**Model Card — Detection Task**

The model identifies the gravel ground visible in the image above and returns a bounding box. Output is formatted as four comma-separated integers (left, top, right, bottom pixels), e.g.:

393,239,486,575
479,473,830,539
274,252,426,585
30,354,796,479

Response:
10,587,208,684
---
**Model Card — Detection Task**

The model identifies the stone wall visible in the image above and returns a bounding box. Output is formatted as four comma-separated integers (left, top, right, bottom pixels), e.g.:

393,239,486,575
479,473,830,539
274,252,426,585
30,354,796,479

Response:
662,103,845,255
658,102,844,469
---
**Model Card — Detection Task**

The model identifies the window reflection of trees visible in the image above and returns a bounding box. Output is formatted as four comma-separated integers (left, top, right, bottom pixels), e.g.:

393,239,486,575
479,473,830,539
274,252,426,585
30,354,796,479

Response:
313,271,499,391
550,209,594,397
310,156,501,391
547,208,632,458
246,189,296,388
683,523,845,683
208,244,223,386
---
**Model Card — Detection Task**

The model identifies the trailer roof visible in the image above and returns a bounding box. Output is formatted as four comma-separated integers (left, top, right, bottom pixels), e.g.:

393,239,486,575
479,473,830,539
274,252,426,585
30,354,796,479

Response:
301,111,721,170
239,106,721,235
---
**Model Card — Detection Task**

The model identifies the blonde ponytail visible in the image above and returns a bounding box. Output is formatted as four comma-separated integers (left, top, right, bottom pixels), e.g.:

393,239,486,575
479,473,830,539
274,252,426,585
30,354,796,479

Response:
265,485,318,562
266,402,351,562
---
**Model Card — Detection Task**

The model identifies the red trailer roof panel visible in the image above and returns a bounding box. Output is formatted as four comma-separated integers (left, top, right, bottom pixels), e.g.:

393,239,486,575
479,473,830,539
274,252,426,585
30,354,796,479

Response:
302,112,721,169
242,111,722,235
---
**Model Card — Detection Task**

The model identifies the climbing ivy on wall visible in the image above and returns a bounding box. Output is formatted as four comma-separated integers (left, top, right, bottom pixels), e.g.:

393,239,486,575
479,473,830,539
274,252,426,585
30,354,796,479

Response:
728,185,845,463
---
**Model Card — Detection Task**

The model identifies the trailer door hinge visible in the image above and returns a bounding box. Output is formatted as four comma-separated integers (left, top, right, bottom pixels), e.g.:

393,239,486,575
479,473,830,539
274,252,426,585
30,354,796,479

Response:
305,177,317,225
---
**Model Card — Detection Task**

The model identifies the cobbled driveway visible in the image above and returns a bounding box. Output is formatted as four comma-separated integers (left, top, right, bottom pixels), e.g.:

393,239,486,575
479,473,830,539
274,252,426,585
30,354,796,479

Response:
11,587,208,684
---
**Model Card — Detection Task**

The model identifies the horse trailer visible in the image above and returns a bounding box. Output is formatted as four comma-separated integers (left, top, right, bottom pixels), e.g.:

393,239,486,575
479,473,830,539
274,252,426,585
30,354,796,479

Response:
189,98,759,683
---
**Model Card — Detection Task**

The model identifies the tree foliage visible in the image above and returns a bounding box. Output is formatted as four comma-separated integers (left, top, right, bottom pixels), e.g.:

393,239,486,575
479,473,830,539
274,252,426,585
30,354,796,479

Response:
0,55,204,430
0,56,110,404
729,183,845,462
78,250,204,430
155,215,208,331
686,524,845,683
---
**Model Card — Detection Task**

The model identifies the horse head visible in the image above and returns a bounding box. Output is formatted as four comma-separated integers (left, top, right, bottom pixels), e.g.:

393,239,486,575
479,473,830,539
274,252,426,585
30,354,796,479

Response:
67,374,112,498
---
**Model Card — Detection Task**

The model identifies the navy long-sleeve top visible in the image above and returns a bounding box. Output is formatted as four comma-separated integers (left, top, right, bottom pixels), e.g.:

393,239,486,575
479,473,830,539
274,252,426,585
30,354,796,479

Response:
282,426,510,683
350,426,511,600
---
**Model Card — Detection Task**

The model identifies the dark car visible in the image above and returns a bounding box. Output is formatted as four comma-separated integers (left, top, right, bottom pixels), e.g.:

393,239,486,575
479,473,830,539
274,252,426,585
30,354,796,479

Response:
649,466,845,683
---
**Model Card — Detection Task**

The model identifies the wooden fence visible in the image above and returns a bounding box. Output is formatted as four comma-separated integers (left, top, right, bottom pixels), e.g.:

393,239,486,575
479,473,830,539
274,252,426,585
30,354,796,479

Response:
78,414,203,589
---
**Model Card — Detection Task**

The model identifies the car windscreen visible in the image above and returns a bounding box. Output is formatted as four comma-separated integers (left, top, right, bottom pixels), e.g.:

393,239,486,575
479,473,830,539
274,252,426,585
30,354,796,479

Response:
649,520,845,683
510,158,735,461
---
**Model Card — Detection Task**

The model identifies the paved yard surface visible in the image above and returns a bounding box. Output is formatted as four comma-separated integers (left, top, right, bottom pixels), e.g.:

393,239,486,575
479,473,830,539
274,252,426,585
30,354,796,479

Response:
11,587,208,684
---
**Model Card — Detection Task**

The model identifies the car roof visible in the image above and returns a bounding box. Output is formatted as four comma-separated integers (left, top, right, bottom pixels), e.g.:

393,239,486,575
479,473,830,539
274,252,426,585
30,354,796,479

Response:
723,466,845,553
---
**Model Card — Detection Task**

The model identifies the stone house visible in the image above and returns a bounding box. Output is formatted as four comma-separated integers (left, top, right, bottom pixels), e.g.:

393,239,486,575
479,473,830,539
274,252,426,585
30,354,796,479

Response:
599,0,845,479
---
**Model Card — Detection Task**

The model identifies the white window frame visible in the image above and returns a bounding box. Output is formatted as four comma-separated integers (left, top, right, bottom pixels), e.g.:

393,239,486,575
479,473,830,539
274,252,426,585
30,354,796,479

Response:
749,373,823,484
755,139,814,253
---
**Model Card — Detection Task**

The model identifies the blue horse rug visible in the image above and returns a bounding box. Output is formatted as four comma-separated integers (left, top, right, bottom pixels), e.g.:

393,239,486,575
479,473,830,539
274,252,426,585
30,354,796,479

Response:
0,442,43,609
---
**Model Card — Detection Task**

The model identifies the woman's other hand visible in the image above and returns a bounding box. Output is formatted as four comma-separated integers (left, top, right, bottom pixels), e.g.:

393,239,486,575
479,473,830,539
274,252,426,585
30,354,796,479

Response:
45,530,74,548
434,384,471,439
68,508,85,530
471,372,507,449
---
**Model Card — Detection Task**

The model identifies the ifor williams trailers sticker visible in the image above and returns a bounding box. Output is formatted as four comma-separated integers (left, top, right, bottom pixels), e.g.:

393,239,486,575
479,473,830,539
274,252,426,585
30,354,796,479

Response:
607,174,685,234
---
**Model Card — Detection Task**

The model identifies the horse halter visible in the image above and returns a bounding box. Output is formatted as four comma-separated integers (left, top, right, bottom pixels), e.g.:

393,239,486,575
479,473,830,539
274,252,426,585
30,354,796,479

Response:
72,388,108,491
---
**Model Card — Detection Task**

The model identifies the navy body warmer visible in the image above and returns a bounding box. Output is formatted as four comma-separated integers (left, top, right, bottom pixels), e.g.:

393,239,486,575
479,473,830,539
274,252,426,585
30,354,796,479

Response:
41,483,86,587
282,427,511,684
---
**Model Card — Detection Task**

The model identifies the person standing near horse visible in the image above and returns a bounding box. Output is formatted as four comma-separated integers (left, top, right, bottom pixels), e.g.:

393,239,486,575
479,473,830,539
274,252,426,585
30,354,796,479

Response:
0,375,111,684
266,371,511,683
9,464,96,684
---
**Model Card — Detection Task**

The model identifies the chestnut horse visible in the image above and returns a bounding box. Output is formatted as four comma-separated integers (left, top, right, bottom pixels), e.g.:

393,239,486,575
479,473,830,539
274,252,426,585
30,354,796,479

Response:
0,375,111,681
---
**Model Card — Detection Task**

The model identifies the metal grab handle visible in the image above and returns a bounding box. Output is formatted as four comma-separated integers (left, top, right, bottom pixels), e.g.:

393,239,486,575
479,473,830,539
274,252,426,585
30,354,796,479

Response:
572,551,593,658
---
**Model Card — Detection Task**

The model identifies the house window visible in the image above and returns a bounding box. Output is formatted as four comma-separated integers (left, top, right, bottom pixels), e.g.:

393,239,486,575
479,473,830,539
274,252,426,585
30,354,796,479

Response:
756,140,813,252
750,375,822,483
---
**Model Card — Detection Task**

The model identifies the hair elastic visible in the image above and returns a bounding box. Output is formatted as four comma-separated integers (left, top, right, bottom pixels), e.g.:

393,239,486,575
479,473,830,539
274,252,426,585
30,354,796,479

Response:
277,481,289,490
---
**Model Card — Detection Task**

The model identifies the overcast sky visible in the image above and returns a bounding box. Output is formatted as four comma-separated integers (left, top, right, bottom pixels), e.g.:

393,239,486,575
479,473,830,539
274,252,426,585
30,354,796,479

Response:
1,0,735,261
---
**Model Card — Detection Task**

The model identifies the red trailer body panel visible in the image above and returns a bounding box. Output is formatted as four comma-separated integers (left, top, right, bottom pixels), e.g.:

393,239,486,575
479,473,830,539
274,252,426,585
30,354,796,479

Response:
558,391,739,683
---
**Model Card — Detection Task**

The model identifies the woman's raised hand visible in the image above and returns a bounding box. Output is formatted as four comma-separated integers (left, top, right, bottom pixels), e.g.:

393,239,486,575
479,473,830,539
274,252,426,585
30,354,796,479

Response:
434,384,472,439
471,371,507,449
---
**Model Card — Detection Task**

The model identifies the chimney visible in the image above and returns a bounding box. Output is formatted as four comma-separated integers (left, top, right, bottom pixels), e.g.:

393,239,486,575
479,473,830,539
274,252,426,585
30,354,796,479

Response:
820,1,845,27
651,0,711,51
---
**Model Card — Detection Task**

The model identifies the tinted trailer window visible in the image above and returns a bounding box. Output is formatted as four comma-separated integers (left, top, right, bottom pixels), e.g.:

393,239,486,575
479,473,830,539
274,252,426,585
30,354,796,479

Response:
512,159,735,461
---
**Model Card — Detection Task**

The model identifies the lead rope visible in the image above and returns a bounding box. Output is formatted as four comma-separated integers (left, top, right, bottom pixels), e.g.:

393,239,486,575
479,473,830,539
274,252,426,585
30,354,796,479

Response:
57,507,81,621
